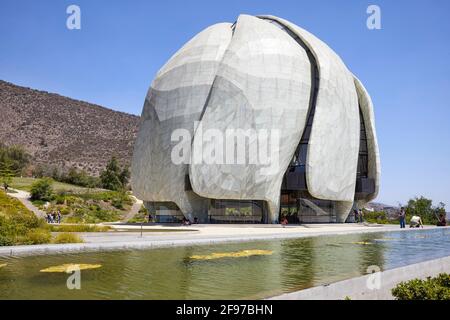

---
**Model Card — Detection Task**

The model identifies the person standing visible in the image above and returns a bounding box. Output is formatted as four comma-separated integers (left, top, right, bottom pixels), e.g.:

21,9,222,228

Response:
57,209,61,224
353,209,359,223
399,207,406,229
358,209,364,223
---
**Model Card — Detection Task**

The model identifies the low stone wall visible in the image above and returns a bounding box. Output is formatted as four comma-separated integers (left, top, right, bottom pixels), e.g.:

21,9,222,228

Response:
268,255,450,300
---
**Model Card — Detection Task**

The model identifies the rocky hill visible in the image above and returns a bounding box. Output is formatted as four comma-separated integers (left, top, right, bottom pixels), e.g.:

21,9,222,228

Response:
0,80,140,175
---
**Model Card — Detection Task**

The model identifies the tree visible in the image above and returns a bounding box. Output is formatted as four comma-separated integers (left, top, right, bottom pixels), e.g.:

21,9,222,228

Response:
406,196,443,225
119,166,130,187
30,178,53,201
63,167,100,188
100,157,125,191
0,143,30,175
0,157,14,191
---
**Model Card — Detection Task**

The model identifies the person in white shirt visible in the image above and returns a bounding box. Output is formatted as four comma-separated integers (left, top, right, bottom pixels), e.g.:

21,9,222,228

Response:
409,215,423,228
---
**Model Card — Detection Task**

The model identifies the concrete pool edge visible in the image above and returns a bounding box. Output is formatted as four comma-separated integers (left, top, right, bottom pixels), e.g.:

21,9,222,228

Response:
267,255,450,300
0,225,448,258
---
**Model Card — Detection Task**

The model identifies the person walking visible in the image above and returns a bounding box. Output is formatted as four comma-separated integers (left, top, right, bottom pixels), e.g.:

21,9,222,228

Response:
57,209,61,224
399,207,406,229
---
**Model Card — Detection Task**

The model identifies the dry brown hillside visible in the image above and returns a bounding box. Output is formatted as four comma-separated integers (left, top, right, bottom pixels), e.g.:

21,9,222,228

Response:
0,80,140,175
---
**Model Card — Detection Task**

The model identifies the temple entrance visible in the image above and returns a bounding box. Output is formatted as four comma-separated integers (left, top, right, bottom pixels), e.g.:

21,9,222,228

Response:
208,199,265,224
280,191,300,224
279,192,337,224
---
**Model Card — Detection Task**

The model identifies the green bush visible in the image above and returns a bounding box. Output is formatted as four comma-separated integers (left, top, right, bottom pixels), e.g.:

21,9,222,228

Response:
49,224,111,232
363,210,390,224
30,178,53,201
0,190,51,246
0,143,30,176
62,167,101,188
128,205,149,223
0,232,14,246
37,190,129,224
392,273,450,300
68,206,120,224
52,232,84,244
54,192,66,205
22,229,52,245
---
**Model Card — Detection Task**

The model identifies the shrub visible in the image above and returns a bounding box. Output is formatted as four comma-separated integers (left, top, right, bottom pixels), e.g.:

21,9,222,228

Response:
30,178,53,201
128,205,149,223
0,233,14,246
0,143,30,176
54,192,66,205
63,167,101,188
363,210,390,224
49,224,111,232
22,229,52,245
392,273,450,300
111,198,123,209
0,190,51,246
52,232,84,244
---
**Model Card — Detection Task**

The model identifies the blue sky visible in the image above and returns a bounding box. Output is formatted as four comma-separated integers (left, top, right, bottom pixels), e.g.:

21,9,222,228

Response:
1,0,449,208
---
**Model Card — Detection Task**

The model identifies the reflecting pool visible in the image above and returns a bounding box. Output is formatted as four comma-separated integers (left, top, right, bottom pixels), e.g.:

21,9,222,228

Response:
1,228,449,299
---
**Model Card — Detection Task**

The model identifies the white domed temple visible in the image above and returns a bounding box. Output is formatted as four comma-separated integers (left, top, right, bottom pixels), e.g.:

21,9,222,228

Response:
131,14,380,224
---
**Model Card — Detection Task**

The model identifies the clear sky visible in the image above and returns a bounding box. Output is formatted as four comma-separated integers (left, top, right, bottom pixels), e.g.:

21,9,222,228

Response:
1,0,449,208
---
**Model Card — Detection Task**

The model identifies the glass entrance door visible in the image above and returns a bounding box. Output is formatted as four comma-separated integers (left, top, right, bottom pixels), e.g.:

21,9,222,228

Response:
280,192,299,223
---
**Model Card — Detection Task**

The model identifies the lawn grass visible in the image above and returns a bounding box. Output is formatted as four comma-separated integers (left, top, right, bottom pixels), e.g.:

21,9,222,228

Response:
10,177,104,194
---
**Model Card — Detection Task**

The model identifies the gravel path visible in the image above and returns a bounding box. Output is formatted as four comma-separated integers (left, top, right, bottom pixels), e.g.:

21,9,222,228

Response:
123,196,143,222
7,188,46,219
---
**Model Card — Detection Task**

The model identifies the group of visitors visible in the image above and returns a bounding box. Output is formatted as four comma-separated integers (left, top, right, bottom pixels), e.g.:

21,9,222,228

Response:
46,210,61,224
398,207,447,228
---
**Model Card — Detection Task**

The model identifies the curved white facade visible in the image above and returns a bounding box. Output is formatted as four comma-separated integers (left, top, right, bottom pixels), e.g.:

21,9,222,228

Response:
131,14,380,224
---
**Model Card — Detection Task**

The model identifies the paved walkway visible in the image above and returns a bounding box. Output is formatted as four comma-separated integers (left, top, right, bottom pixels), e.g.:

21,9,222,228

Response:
122,196,143,222
85,223,438,244
7,189,46,219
